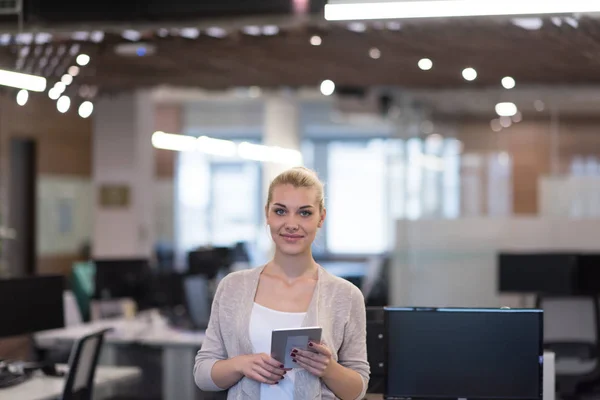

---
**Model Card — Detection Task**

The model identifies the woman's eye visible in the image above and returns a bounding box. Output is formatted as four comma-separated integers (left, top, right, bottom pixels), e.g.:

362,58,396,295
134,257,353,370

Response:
300,211,312,217
275,209,285,215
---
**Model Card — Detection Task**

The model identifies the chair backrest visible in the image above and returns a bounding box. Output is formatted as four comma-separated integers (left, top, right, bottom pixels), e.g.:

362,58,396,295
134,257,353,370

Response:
61,328,111,400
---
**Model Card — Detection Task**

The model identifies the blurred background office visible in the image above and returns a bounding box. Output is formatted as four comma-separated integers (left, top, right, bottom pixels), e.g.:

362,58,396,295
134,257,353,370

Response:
1,0,600,399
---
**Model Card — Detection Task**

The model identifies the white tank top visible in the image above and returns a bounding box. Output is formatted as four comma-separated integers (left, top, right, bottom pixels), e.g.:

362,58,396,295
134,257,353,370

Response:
249,302,306,400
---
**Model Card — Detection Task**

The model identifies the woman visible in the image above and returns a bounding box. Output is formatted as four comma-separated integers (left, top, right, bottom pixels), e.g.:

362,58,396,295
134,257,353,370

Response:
194,167,370,400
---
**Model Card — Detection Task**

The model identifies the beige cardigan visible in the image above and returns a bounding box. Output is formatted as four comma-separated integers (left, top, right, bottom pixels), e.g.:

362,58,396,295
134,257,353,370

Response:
193,265,370,399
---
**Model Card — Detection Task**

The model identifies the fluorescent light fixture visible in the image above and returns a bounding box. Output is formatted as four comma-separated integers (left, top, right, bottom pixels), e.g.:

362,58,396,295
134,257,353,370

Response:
0,69,46,92
197,135,237,157
495,102,518,117
310,35,322,46
324,0,600,21
152,131,303,165
462,67,477,81
62,74,74,85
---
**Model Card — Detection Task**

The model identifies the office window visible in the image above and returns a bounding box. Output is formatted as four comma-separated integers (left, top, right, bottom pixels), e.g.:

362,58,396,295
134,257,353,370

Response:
326,140,388,254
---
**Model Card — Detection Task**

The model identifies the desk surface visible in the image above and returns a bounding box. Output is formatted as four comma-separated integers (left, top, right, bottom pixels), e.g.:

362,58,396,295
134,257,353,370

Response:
35,313,205,348
0,365,141,400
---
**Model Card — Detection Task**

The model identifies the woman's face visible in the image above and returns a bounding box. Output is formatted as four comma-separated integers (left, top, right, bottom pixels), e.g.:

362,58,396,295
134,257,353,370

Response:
266,184,325,256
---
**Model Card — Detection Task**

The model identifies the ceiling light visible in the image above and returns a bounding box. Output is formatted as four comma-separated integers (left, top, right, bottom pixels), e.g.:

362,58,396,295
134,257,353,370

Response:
462,67,477,81
68,44,79,55
68,66,80,76
262,25,279,35
499,116,512,128
90,31,105,43
495,102,518,117
152,131,198,152
551,17,563,26
501,76,516,89
35,33,52,44
71,31,89,41
386,21,402,30
206,27,227,38
369,47,381,59
54,82,66,93
0,69,46,92
565,17,579,28
180,28,200,39
16,89,28,106
512,111,523,123
78,101,94,118
310,35,322,46
320,79,335,96
418,58,433,70
511,18,543,30
76,54,90,66
0,34,11,46
61,74,73,85
48,87,60,100
243,26,261,36
122,30,141,41
534,100,545,111
57,96,70,113
347,22,367,32
15,33,33,45
490,119,502,132
157,28,169,37
324,0,600,21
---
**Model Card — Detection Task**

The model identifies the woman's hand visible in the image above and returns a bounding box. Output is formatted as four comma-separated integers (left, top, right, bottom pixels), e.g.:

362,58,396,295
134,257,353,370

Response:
237,353,288,385
291,341,336,378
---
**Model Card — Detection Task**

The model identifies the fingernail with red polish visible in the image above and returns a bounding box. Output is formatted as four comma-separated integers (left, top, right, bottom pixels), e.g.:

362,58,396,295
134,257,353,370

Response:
292,349,298,353
309,342,313,347
280,364,284,368
292,359,297,363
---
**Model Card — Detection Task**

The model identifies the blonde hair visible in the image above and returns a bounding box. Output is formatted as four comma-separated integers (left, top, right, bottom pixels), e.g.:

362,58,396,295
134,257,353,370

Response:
266,167,325,213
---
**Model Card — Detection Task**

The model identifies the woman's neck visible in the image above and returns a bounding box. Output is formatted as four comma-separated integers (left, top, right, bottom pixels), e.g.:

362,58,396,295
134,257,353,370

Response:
270,250,318,280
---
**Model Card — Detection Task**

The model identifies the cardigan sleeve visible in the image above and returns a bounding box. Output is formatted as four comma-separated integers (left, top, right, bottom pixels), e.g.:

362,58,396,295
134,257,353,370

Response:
193,275,229,391
337,285,370,400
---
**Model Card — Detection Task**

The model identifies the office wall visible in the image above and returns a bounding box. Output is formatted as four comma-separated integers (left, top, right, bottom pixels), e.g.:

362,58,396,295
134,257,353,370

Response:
457,117,600,215
0,94,93,276
391,218,600,308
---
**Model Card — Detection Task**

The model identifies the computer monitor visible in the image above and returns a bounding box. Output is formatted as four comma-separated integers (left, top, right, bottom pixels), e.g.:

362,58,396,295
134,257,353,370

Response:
576,253,600,294
498,252,578,295
385,307,543,400
0,275,65,338
187,248,231,279
149,271,186,309
93,258,153,310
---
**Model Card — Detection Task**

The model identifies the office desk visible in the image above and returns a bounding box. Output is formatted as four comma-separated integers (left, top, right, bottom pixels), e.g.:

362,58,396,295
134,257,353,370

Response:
35,314,204,400
0,365,141,400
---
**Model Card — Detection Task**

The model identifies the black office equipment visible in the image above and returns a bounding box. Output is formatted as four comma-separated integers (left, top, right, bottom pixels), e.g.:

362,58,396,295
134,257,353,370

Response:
93,258,154,310
0,275,65,339
575,254,600,294
498,253,578,295
366,307,385,393
384,307,543,400
187,247,231,279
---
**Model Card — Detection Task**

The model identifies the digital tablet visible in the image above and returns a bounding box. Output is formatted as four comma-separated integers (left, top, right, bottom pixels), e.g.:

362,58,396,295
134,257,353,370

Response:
271,326,322,369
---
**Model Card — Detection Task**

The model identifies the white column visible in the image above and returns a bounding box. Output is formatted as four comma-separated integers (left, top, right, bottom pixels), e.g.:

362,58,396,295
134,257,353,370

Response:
92,90,155,258
262,90,302,197
259,91,302,258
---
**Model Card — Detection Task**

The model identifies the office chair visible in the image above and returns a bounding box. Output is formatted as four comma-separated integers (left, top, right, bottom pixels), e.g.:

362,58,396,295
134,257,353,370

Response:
61,328,112,400
539,296,600,399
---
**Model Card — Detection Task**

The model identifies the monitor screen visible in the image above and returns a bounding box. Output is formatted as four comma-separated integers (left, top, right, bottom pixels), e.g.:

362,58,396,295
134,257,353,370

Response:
93,258,153,309
0,275,65,338
498,253,577,294
385,307,543,400
576,253,600,294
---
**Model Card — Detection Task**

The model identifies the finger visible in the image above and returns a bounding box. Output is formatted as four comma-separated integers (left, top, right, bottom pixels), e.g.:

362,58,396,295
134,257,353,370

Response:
295,348,327,364
308,341,332,357
249,371,279,385
293,352,326,369
261,354,286,370
254,365,284,384
294,358,323,376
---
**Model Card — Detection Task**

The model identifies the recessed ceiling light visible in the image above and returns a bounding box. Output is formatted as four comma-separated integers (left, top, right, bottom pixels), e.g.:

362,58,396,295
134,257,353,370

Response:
369,47,381,59
501,76,516,89
76,54,90,66
310,35,322,46
490,119,502,132
512,112,523,123
462,67,477,81
499,116,512,128
495,102,518,117
16,89,28,106
320,79,335,96
418,58,433,70
347,22,366,32
534,100,545,111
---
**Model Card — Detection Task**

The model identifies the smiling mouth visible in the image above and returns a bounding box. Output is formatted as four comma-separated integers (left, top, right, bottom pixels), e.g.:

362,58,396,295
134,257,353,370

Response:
280,234,304,239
